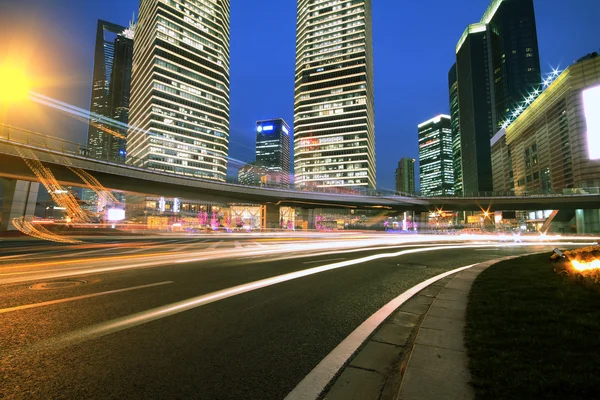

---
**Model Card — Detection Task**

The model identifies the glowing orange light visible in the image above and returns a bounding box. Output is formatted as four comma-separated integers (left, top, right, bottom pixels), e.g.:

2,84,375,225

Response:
571,259,600,272
0,62,31,104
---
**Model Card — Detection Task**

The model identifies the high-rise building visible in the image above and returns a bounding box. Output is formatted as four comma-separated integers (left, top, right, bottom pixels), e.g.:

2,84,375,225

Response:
454,0,541,194
238,163,264,187
88,20,129,161
256,119,291,188
395,158,415,195
293,0,376,190
418,115,454,197
448,63,462,195
127,0,231,181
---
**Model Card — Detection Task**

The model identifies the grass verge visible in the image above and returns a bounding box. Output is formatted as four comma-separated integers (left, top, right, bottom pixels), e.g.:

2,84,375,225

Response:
465,253,600,400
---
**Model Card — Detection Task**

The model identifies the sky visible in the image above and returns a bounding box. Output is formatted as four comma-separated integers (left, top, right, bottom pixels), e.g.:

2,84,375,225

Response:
0,0,599,191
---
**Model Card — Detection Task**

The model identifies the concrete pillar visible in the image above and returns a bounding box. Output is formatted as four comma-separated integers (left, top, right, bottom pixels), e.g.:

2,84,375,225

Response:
261,204,281,230
0,179,40,231
576,209,600,234
297,208,316,230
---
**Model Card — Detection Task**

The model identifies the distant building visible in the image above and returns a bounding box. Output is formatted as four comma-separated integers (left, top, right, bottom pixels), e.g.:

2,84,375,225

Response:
448,63,462,195
491,55,600,195
418,115,454,196
256,119,291,188
294,0,376,189
395,158,415,195
455,0,541,194
238,163,265,187
127,0,231,181
88,20,133,161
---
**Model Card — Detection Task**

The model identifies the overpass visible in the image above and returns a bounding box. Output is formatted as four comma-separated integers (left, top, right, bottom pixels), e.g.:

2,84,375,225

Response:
1,125,599,230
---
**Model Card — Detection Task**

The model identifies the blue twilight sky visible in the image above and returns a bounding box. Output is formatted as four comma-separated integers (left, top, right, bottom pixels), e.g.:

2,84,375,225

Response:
0,0,599,191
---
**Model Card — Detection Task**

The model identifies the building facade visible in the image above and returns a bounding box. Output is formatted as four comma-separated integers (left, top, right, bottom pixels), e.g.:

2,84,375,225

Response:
127,0,231,181
88,20,131,161
418,115,454,197
448,63,462,195
395,158,415,195
491,55,600,233
454,0,541,194
256,119,291,188
238,163,264,187
293,0,376,189
492,55,600,194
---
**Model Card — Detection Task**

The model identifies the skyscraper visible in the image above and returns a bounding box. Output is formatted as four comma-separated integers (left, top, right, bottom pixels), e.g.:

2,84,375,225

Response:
127,0,231,181
418,115,454,197
395,158,415,195
256,119,291,188
448,63,462,195
293,0,376,190
454,0,541,194
88,20,129,160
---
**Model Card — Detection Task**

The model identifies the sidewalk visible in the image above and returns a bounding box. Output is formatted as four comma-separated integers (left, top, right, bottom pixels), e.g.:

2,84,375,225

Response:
323,258,514,400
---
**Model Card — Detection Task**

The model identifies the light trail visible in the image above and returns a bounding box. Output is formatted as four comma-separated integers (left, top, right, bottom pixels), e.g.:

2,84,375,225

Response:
27,241,595,351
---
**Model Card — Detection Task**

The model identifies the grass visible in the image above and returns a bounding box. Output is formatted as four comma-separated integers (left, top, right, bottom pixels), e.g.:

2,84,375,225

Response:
465,253,600,400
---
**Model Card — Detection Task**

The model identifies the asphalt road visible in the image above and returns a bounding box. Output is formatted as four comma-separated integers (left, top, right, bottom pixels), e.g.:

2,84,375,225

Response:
0,234,588,399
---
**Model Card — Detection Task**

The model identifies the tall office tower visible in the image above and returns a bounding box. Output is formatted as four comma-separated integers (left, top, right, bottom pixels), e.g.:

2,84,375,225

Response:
395,158,415,195
127,0,231,181
294,0,376,190
256,119,291,188
88,20,128,160
108,25,135,161
238,163,264,187
455,0,541,194
448,63,462,195
418,115,454,197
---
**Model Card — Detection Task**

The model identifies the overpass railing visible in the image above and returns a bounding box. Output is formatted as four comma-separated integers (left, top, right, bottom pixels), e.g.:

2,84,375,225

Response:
1,124,599,200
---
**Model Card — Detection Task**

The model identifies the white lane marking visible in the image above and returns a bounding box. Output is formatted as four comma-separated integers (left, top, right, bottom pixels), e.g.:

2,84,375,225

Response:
234,241,242,249
34,243,544,349
284,264,477,400
0,281,173,314
302,258,346,264
209,241,223,249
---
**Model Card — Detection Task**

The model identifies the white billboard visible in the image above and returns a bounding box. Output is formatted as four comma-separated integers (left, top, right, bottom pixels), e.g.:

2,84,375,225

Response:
583,84,600,160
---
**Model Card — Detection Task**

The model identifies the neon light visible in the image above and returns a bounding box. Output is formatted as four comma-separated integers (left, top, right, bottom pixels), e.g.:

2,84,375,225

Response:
583,84,600,160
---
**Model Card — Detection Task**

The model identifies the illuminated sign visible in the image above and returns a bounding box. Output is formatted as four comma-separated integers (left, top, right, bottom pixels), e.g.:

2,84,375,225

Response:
107,208,126,221
262,125,274,132
583,84,600,160
257,125,263,133
282,126,289,135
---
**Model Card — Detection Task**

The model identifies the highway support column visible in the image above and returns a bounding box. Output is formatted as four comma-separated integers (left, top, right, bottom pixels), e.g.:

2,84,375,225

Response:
261,204,281,230
0,178,40,231
576,209,600,234
297,208,316,231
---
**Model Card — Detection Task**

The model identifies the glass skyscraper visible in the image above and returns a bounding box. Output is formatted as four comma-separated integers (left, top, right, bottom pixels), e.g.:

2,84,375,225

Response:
454,0,541,194
448,63,462,195
256,119,291,188
127,0,231,181
88,20,130,161
418,115,454,197
395,158,415,195
293,0,376,190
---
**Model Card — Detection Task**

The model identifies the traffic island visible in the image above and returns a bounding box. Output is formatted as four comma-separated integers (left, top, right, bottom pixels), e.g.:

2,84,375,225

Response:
465,252,600,400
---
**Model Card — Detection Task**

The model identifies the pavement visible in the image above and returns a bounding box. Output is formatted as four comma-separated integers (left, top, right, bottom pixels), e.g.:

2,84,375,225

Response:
322,257,516,400
0,235,588,399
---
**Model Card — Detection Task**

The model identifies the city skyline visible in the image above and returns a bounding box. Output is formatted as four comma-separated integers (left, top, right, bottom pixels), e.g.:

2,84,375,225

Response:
0,0,599,191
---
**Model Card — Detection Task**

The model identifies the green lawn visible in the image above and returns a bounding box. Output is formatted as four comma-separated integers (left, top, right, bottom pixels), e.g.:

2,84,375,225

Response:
465,253,600,400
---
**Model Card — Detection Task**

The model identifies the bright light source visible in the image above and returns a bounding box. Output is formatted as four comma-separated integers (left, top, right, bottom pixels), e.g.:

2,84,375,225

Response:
0,62,31,104
107,208,125,221
582,84,600,160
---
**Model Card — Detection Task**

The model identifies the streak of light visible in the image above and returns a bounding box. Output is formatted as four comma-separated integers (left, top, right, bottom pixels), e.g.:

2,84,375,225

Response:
28,242,596,350
0,281,173,314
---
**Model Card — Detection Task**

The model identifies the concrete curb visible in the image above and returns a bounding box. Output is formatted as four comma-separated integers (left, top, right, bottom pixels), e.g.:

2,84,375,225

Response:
322,257,517,400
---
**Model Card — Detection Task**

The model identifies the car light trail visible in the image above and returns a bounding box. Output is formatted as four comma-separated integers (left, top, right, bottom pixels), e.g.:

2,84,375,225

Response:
28,241,595,351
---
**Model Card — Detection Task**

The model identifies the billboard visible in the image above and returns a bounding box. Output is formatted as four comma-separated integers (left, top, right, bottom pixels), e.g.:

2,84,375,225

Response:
107,208,125,221
583,84,600,160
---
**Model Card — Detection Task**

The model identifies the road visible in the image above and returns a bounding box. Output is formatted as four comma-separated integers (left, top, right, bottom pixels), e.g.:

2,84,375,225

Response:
0,233,591,399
